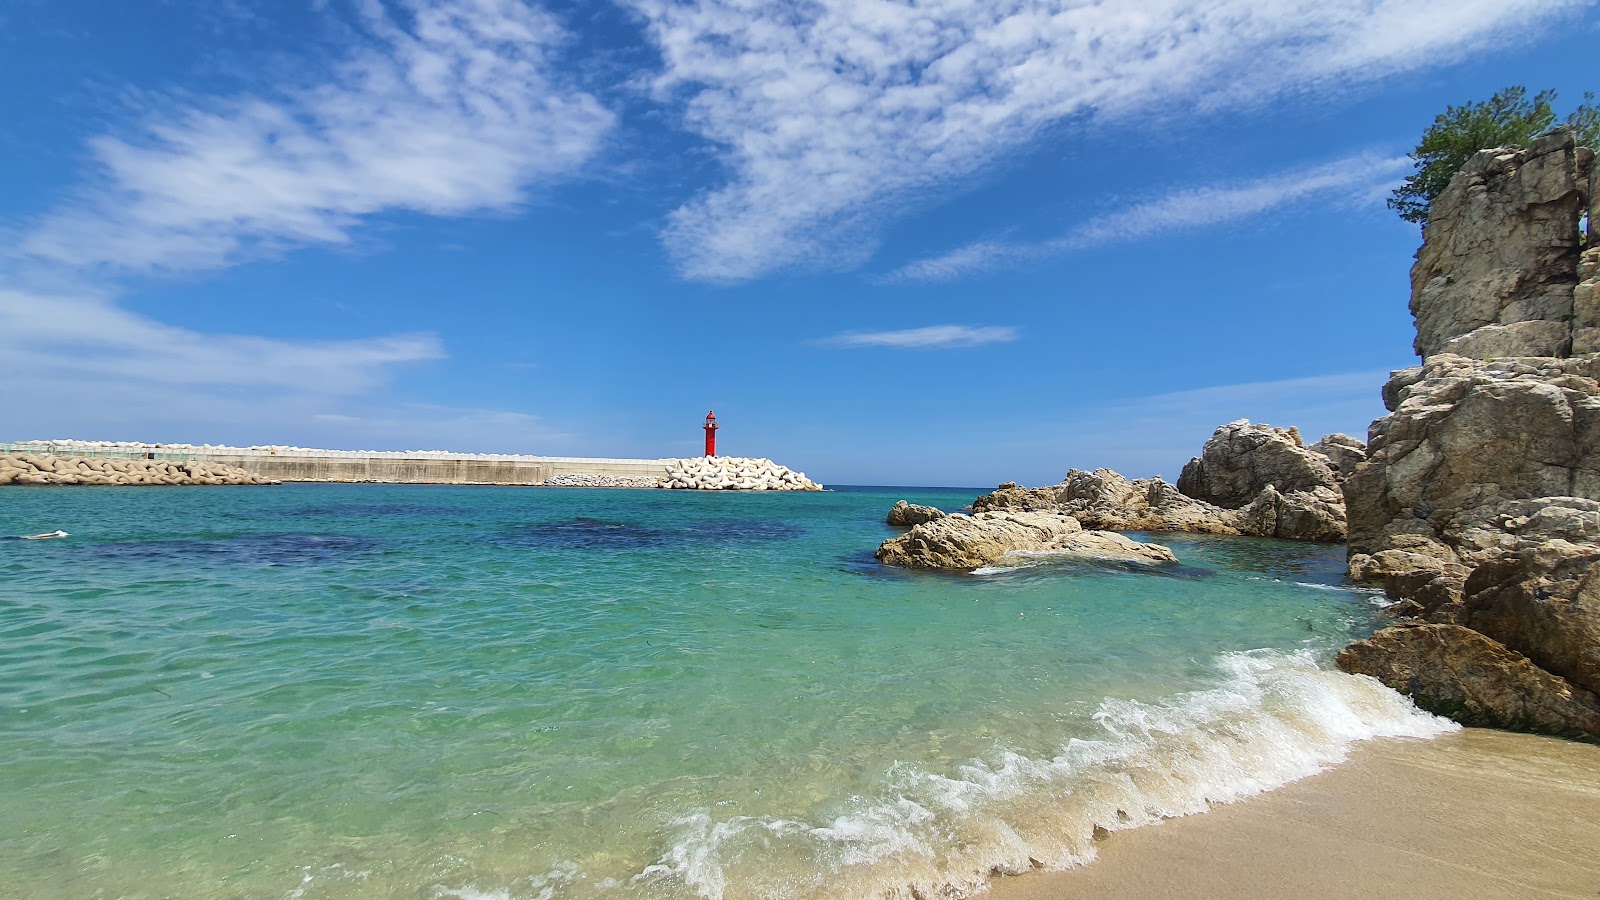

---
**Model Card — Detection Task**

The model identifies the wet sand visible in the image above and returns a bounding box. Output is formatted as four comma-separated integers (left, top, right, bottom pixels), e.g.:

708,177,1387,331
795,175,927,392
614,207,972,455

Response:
988,728,1600,900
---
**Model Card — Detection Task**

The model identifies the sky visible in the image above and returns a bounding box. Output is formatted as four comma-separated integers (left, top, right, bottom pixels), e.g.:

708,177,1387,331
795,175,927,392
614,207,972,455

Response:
1,0,1595,487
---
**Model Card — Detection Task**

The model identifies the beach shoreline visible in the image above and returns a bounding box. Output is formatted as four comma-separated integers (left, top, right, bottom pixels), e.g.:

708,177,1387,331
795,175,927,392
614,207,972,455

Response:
987,727,1600,900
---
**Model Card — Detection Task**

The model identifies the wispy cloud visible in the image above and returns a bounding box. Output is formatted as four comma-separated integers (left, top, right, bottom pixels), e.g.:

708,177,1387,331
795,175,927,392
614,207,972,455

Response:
17,0,613,273
0,284,443,394
815,324,1018,349
628,0,1583,282
890,152,1411,281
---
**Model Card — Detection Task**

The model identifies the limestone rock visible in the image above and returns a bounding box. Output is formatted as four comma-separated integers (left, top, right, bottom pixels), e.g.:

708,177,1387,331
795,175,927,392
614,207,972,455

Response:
1337,623,1600,739
1308,433,1366,482
1463,541,1600,696
1410,127,1589,359
874,510,1177,571
886,500,945,527
1178,420,1340,509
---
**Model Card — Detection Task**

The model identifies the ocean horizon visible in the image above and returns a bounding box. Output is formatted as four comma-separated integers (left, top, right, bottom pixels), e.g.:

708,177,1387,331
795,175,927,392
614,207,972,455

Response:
0,483,1452,898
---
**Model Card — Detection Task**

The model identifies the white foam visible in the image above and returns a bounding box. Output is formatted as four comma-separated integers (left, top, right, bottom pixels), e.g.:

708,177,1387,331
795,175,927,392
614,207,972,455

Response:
634,649,1456,899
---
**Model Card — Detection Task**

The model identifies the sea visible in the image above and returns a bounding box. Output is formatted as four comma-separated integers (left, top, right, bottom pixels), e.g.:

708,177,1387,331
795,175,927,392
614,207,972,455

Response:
0,483,1455,899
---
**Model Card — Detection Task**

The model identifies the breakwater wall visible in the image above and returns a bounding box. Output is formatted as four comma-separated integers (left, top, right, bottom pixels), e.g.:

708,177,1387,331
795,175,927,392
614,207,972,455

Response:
2,442,674,487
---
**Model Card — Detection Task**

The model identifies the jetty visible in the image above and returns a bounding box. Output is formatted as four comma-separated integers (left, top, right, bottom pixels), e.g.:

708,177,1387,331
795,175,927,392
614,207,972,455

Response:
1,441,672,487
0,441,823,489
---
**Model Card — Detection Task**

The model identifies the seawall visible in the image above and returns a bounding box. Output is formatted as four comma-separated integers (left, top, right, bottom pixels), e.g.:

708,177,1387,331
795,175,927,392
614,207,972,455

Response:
2,442,674,487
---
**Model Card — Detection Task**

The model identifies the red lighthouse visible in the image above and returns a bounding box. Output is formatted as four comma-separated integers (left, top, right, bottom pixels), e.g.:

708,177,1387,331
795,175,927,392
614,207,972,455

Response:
703,410,719,457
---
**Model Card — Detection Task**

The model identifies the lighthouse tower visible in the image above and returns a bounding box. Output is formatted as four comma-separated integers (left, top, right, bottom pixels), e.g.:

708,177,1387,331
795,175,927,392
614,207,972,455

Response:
703,411,719,457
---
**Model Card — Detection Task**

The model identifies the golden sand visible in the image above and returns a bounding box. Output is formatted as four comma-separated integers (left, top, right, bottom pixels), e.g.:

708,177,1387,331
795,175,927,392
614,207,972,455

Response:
987,728,1600,900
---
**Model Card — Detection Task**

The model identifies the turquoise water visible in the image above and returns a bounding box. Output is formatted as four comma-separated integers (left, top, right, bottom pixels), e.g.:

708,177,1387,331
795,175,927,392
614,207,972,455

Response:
0,484,1451,898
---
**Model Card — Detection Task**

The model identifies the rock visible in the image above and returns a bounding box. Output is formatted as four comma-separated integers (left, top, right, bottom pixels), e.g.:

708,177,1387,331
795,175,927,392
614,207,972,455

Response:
886,500,945,527
1463,541,1600,696
974,464,1346,542
1237,484,1347,542
874,510,1177,571
1345,354,1600,583
1574,247,1600,354
1308,433,1366,482
974,468,1245,535
1410,126,1590,359
1337,623,1600,739
1178,420,1340,508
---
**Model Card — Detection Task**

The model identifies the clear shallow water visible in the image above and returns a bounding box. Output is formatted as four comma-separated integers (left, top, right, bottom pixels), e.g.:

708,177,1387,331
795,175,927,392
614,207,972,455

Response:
0,484,1450,898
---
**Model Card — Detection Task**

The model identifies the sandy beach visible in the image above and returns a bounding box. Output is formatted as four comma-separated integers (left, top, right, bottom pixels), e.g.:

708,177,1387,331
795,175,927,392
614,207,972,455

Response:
989,728,1600,900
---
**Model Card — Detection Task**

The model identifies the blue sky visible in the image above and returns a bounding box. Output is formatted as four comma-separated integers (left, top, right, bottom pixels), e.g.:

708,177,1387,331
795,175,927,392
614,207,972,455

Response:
1,0,1595,486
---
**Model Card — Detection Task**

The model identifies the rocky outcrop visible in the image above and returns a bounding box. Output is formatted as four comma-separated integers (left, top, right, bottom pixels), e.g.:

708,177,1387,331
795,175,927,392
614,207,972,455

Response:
1179,420,1340,506
1337,623,1600,739
1345,354,1600,583
0,454,275,486
1336,129,1600,739
974,461,1345,542
974,469,1244,535
886,500,945,527
1308,433,1366,482
874,510,1177,571
661,457,822,491
1409,127,1593,359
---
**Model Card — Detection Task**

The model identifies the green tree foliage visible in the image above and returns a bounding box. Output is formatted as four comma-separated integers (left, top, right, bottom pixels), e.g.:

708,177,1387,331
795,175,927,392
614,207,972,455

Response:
1389,87,1599,227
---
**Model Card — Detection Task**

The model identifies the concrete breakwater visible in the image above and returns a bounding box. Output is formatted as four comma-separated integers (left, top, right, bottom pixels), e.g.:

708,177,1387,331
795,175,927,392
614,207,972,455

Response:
3,441,821,489
0,454,274,486
662,456,822,491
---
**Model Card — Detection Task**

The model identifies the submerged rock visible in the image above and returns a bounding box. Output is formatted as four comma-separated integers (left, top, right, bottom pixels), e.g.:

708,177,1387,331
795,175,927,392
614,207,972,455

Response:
874,510,1177,571
886,500,945,527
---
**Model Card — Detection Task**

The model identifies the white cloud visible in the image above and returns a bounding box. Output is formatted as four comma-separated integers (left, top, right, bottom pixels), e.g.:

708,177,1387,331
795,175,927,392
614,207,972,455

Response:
18,0,613,273
891,151,1411,281
0,281,585,452
0,284,443,394
628,0,1585,282
816,324,1018,349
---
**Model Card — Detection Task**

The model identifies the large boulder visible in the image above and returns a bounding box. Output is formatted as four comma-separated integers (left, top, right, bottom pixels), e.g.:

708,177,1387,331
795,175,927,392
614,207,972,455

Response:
1178,420,1341,508
1337,623,1600,739
1345,354,1600,586
1409,127,1592,359
886,500,945,527
1463,541,1600,696
874,510,1177,571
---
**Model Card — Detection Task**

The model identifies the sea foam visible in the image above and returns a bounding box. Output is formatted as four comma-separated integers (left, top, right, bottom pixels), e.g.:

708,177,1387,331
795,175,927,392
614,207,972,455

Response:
634,649,1456,899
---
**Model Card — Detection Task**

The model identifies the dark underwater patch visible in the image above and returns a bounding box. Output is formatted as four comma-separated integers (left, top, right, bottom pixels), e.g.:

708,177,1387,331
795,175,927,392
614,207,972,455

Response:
274,504,466,519
79,533,383,566
501,517,803,552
